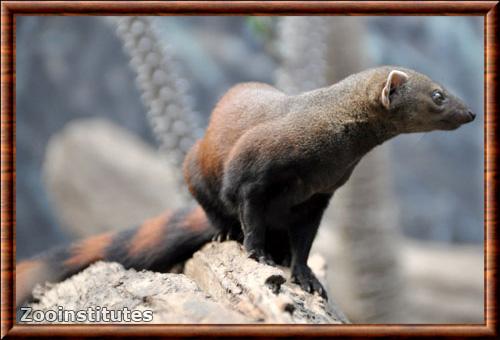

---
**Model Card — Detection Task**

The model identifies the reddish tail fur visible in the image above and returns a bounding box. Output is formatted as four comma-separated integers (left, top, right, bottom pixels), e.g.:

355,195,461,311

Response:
16,205,214,307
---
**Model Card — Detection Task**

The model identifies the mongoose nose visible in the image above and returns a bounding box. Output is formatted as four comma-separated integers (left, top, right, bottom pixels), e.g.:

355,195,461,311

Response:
468,110,476,121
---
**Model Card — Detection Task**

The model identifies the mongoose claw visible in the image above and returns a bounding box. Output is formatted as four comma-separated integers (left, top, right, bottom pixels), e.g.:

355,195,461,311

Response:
247,248,276,266
291,266,328,300
212,232,224,242
213,228,242,242
257,255,276,266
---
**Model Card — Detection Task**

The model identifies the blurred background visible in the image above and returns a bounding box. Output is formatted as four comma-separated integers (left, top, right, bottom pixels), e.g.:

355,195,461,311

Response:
16,16,483,324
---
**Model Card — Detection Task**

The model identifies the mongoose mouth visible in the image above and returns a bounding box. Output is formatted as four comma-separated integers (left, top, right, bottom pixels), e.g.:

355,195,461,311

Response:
440,110,475,129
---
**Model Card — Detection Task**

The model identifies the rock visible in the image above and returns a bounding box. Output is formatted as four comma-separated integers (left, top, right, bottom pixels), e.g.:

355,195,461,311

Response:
24,261,250,324
43,118,184,238
184,241,347,324
21,242,347,324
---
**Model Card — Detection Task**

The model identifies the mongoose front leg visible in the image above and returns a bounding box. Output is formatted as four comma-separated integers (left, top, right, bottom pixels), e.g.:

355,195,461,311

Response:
289,223,325,298
288,193,332,299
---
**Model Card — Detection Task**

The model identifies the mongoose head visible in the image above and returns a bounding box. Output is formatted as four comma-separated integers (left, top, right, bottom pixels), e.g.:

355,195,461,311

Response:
376,67,475,133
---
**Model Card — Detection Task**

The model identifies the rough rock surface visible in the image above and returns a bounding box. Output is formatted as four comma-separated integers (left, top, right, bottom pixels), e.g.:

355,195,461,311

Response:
23,242,347,324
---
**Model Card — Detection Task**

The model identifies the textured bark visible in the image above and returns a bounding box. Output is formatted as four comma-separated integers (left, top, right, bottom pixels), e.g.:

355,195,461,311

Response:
26,261,251,324
185,241,347,324
23,242,347,324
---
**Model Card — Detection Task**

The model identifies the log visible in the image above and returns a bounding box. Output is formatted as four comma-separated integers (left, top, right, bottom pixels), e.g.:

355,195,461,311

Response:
21,241,347,324
24,261,250,324
185,241,347,324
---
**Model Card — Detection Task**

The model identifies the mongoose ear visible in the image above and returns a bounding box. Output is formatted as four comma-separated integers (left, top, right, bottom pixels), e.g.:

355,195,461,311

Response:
381,70,409,109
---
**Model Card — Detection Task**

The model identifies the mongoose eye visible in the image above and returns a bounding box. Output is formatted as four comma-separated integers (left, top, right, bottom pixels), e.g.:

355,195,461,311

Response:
431,90,446,105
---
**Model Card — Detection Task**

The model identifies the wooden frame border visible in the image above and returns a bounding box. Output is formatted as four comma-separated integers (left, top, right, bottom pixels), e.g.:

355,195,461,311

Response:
1,1,497,338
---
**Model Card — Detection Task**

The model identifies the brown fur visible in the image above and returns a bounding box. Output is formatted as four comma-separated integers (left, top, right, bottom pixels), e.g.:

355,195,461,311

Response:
187,67,474,203
18,66,474,306
182,66,474,297
16,260,48,307
183,206,210,232
16,207,215,308
197,82,287,183
64,232,115,267
128,212,172,257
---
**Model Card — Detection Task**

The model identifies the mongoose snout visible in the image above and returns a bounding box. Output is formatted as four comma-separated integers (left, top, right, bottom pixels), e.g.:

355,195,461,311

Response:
440,107,476,129
467,110,476,121
452,109,476,123
460,109,476,123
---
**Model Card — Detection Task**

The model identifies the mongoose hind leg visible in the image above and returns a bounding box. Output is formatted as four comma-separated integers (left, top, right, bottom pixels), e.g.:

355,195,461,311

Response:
201,200,242,242
238,192,275,265
184,141,242,242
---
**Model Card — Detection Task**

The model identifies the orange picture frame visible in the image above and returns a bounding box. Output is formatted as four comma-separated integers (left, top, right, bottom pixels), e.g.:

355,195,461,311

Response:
1,1,497,338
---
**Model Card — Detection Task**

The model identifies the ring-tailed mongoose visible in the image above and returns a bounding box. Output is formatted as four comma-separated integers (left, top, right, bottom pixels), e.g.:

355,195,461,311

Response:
17,66,476,306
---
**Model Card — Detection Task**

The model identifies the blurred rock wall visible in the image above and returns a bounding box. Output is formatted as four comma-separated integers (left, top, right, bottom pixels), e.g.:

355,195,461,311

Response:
16,17,156,258
365,17,484,243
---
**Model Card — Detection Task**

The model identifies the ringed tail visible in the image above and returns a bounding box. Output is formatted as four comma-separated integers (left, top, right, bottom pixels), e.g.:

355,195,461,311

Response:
16,205,215,307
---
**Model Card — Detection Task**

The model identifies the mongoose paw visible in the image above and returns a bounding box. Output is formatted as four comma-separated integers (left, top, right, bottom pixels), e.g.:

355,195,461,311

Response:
291,266,328,300
247,248,276,266
212,229,240,242
257,255,276,266
280,255,291,267
212,232,224,242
